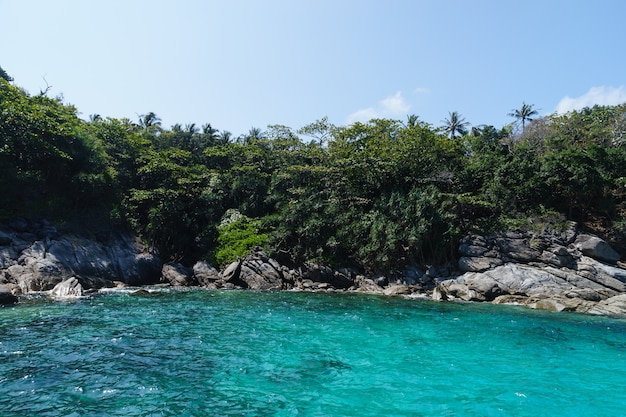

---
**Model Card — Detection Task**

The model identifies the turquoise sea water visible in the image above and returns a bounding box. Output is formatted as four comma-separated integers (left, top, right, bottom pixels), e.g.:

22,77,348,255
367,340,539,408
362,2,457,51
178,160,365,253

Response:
1,289,625,417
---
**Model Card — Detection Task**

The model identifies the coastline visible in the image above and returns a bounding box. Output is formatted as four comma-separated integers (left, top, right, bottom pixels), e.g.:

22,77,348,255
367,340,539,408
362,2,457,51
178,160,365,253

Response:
1,218,625,317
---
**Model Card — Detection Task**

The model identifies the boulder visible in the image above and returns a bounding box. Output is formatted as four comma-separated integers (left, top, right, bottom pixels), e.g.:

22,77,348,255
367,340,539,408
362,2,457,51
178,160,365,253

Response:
161,262,195,286
497,235,543,262
574,257,626,292
50,277,84,298
402,266,426,285
531,297,594,313
354,276,384,294
436,264,572,302
573,234,620,263
588,294,626,316
221,260,245,287
383,284,413,296
302,262,354,289
193,261,220,287
221,249,290,290
238,249,287,290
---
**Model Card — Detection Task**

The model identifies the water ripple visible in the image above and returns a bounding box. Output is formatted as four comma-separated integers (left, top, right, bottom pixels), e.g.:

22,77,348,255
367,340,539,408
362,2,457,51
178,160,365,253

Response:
0,290,625,416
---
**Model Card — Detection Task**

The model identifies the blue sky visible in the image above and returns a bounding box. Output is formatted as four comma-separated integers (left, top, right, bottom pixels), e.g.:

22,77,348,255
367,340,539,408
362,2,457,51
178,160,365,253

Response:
2,0,625,137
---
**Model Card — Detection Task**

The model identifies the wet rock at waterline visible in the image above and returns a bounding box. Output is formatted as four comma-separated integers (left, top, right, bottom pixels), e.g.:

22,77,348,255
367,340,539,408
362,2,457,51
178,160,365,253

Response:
50,277,84,298
435,227,625,315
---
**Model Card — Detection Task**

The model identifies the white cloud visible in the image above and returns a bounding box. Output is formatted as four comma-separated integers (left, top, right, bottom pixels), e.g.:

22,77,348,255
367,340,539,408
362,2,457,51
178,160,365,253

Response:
556,86,626,114
346,91,411,124
346,107,379,124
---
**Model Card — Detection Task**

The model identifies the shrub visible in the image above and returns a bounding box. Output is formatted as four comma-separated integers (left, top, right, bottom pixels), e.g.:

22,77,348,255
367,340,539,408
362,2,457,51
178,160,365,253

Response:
212,215,268,268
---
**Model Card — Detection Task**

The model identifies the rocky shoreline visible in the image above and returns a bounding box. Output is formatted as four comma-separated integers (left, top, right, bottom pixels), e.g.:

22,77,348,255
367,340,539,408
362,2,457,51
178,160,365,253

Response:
1,218,625,317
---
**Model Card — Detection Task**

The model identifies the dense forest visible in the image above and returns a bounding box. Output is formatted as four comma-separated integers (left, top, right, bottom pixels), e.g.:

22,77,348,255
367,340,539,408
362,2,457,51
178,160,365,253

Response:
1,68,625,274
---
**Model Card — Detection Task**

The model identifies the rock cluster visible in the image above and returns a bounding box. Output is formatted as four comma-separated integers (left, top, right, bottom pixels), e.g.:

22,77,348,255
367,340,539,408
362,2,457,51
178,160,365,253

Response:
163,247,440,295
2,217,625,317
0,219,161,296
434,224,626,315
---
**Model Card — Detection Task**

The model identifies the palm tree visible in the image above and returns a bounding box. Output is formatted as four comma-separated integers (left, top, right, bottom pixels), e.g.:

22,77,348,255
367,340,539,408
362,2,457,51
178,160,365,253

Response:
508,102,538,130
405,114,420,128
138,112,161,130
185,123,198,134
441,111,469,139
202,123,217,135
218,130,232,145
239,127,264,144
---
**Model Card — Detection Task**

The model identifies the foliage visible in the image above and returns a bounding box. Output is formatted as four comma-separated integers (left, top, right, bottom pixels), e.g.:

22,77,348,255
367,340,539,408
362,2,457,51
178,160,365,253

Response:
441,111,469,139
2,74,625,266
0,65,13,82
0,79,114,219
212,216,268,268
509,102,538,131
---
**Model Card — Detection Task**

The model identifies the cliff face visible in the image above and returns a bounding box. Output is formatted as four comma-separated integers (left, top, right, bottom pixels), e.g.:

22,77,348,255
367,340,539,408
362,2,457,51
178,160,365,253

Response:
434,223,626,315
0,218,161,297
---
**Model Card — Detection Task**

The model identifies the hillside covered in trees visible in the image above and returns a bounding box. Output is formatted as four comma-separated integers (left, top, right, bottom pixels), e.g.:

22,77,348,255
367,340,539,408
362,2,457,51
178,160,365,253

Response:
1,70,625,274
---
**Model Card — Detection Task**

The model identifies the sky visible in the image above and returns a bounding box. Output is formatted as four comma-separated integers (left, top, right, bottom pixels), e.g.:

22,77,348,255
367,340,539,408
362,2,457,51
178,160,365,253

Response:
2,0,626,137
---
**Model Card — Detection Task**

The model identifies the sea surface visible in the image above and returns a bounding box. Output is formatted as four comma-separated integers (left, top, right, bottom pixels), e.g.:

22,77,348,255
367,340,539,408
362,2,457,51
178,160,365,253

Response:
1,289,625,416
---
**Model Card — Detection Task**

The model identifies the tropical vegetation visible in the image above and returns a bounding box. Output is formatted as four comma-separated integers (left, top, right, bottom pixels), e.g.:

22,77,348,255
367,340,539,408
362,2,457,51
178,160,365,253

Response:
1,66,625,273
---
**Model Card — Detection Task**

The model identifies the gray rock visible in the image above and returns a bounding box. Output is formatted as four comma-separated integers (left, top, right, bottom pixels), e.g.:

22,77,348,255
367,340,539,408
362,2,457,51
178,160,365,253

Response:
219,249,289,290
497,237,541,262
402,266,426,285
383,284,412,296
531,297,595,313
302,262,354,289
574,257,626,292
0,222,162,292
458,256,503,272
573,234,620,263
458,243,490,257
50,277,84,298
238,249,286,290
587,294,626,316
161,262,195,286
354,276,384,294
221,260,244,287
436,264,573,302
193,261,220,287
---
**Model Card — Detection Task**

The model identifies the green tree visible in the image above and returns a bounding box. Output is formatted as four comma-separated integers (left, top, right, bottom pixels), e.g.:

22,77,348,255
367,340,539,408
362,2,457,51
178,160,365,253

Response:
441,111,469,139
138,112,162,133
0,65,12,82
509,102,538,130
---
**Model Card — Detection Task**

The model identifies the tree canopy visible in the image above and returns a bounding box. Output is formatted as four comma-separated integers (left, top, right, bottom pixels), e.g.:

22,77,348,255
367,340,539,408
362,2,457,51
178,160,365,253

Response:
1,74,625,269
